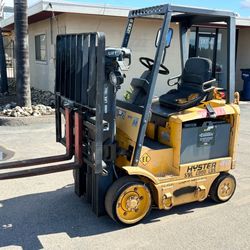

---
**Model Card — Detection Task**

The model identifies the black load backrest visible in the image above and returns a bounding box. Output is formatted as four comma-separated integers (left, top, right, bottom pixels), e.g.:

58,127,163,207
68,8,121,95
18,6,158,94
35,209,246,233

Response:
181,57,212,90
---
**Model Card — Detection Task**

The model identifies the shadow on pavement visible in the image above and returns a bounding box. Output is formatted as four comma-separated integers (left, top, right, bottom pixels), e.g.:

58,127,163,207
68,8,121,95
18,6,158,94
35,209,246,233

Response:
0,184,216,249
0,146,15,161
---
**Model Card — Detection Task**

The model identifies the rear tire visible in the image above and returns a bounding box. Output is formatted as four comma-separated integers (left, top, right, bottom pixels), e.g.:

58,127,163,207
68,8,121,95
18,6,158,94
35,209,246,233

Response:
209,173,236,203
105,176,152,225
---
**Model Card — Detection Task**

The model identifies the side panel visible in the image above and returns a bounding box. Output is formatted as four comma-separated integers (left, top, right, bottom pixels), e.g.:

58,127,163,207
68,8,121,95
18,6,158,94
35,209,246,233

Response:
229,104,240,168
116,106,142,167
137,147,173,177
181,122,231,164
155,174,219,209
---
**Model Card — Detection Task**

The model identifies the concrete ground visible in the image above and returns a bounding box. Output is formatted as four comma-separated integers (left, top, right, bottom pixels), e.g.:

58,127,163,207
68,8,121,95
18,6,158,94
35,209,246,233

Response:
0,104,249,250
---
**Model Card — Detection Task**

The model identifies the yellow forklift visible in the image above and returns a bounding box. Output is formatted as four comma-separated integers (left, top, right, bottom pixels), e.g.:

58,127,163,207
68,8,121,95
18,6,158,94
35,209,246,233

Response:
0,4,240,225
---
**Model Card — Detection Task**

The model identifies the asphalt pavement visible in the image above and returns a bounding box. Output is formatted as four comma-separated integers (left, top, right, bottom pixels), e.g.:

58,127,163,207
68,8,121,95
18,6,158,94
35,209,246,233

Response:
0,103,249,250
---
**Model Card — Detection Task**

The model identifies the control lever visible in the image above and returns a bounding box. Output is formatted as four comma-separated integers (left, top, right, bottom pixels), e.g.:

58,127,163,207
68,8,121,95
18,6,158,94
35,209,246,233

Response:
206,104,216,118
118,47,132,71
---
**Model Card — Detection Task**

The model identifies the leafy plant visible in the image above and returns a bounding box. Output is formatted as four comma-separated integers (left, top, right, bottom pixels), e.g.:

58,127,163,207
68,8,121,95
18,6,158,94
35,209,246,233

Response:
124,87,133,101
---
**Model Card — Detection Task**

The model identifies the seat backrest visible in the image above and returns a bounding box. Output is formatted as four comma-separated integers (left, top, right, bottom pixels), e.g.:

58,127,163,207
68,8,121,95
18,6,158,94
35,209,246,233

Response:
127,70,151,106
181,57,212,90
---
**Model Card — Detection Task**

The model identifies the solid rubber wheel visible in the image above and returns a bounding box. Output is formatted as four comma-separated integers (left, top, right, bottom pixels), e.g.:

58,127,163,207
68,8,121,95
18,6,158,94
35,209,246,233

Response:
209,173,236,203
105,176,152,225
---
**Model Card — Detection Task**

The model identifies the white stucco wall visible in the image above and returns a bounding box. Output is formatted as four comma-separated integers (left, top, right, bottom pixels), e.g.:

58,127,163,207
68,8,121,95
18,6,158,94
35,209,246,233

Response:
7,12,250,96
27,13,182,97
28,18,53,92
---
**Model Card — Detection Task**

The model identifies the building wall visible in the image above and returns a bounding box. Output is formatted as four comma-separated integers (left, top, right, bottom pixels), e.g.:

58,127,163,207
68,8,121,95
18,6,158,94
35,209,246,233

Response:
11,13,250,97
236,27,250,91
28,18,53,92
27,13,182,98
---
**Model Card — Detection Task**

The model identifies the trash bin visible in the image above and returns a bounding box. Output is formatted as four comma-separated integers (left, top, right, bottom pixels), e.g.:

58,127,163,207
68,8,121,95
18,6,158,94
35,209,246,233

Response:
241,68,250,101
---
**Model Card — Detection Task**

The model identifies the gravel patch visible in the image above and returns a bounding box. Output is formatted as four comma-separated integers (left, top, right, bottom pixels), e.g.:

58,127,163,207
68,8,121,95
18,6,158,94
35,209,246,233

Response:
0,80,55,118
0,103,55,117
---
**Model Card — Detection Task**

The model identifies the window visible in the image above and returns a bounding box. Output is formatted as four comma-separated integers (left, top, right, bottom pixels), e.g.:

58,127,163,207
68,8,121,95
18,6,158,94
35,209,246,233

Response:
35,34,47,61
189,31,196,58
188,27,227,88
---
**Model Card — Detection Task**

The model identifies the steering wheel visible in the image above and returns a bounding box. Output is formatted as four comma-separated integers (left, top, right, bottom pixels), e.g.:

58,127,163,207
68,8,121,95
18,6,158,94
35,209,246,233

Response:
139,57,169,75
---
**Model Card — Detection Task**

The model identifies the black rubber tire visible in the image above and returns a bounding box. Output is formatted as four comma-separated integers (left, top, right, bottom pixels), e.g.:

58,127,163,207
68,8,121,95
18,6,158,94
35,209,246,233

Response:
209,173,236,203
105,176,152,225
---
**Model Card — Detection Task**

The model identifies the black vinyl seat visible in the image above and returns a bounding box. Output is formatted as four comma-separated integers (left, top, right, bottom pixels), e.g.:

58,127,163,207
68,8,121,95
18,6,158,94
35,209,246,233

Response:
127,70,151,106
159,57,216,111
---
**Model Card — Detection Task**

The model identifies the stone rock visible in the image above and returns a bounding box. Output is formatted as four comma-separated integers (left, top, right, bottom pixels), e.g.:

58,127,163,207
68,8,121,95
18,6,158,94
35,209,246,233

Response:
15,106,23,112
23,107,33,115
10,110,18,117
0,86,55,118
33,111,41,116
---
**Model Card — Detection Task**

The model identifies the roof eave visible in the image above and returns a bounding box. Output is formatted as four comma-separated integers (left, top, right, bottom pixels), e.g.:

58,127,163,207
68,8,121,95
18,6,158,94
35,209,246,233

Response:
1,0,131,29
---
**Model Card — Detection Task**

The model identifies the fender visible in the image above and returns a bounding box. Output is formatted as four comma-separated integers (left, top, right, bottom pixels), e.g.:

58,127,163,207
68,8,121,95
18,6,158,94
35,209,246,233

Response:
122,166,160,184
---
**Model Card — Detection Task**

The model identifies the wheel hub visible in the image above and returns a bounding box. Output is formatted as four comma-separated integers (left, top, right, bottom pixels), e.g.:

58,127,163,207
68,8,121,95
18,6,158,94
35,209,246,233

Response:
221,183,231,195
115,184,151,224
217,177,236,201
126,196,140,211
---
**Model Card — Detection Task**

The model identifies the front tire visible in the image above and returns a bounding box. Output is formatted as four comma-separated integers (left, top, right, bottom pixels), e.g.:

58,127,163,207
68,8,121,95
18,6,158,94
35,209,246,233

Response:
105,176,152,225
209,173,236,203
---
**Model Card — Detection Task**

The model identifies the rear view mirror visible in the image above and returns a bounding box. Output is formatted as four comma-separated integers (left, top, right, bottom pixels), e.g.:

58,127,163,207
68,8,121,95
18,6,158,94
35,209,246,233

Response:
155,28,173,48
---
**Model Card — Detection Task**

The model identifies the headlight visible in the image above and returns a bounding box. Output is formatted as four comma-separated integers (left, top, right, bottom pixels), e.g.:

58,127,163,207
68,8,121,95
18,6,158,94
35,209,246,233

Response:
109,71,118,85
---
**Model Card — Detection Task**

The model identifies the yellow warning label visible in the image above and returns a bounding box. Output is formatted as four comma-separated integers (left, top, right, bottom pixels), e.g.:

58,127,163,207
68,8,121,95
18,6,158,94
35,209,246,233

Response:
140,153,151,165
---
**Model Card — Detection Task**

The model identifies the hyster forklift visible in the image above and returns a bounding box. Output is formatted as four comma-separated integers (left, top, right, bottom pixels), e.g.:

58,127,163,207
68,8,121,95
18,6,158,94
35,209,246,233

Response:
0,4,240,225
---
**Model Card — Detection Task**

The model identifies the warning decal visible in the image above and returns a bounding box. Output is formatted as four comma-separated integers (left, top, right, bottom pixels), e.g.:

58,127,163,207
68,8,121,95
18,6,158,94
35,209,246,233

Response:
140,153,151,165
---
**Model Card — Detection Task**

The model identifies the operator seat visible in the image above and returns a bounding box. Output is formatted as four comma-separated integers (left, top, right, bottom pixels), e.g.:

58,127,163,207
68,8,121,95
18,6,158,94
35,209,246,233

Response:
159,57,216,111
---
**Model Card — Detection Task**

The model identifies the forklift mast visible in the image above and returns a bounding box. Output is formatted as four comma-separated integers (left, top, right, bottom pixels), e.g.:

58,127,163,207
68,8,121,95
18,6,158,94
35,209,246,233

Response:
55,32,127,215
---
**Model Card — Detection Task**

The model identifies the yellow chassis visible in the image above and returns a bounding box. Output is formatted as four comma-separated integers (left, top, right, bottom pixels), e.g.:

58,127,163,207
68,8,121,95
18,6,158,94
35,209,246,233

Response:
115,99,240,210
